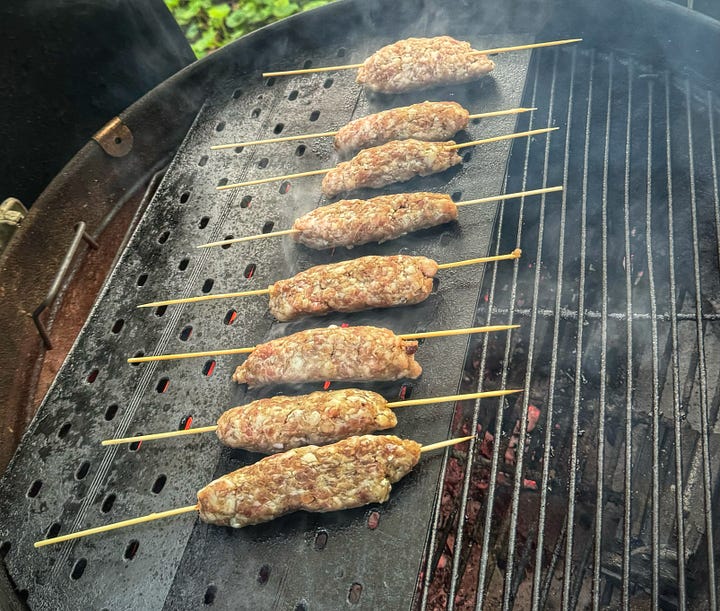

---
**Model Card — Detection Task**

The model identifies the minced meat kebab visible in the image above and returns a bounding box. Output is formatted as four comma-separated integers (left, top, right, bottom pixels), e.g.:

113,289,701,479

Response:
197,435,421,527
232,325,422,387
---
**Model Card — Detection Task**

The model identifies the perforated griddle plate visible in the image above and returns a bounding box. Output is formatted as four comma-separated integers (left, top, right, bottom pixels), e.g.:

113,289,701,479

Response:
0,2,540,608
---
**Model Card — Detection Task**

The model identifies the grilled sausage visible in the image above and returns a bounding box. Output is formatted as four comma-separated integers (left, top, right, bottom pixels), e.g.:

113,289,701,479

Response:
197,435,421,527
292,192,458,250
334,101,469,155
321,139,462,198
232,325,422,387
216,389,396,453
267,255,438,321
356,36,494,94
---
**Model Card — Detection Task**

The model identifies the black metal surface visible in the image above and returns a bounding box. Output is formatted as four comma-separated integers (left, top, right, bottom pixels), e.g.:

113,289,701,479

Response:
0,1,542,609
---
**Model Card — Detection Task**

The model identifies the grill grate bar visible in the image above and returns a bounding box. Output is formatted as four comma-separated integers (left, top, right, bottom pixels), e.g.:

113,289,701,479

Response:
472,52,544,611
561,46,585,610
485,305,720,322
502,47,560,611
592,52,613,611
685,78,718,610
644,79,661,609
621,61,634,611
709,92,720,273
664,70,688,611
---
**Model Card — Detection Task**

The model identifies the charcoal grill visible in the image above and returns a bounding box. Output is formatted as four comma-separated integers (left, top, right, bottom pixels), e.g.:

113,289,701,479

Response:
2,0,720,609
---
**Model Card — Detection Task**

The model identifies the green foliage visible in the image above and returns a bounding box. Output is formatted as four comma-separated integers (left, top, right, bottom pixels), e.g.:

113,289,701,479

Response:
165,0,335,57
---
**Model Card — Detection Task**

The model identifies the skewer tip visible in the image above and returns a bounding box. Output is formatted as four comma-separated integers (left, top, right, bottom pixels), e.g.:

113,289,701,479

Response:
512,248,522,258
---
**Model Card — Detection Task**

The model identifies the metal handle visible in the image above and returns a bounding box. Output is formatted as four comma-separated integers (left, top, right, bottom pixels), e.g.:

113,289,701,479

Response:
33,222,98,349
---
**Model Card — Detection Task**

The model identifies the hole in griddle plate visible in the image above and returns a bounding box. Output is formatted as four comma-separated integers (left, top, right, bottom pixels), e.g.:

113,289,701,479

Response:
309,110,320,122
179,326,193,341
204,584,217,605
302,59,312,69
314,530,328,550
471,117,482,125
101,493,116,513
323,78,334,89
348,583,363,604
265,76,276,86
232,88,242,99
111,319,124,334
124,540,139,560
234,146,243,154
240,195,252,208
279,181,291,194
451,191,462,202
45,522,61,539
217,178,228,187
202,278,214,293
337,47,346,57
86,369,99,384
156,378,170,393
202,360,216,377
178,258,190,271
179,415,193,430
129,438,142,452
105,404,119,421
462,151,472,163
0,541,9,559
199,216,210,229
398,384,413,400
17,591,28,603
251,107,261,119
273,123,284,134
180,191,190,204
224,309,237,325
257,564,271,585
215,121,225,132
70,558,87,580
155,305,167,317
26,480,42,498
158,230,170,244
294,602,307,611
152,474,167,494
198,155,208,167
243,264,256,279
58,422,72,438
367,510,380,529
431,277,440,294
295,144,306,157
258,157,269,169
288,90,298,101
75,461,91,480
220,236,233,250
137,273,149,286
130,351,144,365
262,221,274,233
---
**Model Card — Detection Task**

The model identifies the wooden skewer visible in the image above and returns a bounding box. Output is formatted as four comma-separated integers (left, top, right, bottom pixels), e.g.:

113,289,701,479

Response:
197,185,562,249
100,388,523,446
138,251,520,308
35,435,474,548
261,38,582,77
209,107,536,151
216,127,555,192
127,323,519,363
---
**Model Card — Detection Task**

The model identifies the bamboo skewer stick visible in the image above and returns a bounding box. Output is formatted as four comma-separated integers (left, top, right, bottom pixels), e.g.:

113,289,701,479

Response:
127,324,519,363
196,186,562,249
138,251,520,309
261,38,582,77
100,388,523,446
216,127,556,192
35,435,474,547
209,107,536,151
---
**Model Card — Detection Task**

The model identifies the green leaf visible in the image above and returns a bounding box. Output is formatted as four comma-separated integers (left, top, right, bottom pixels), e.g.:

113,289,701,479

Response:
302,0,330,9
272,0,299,18
208,4,231,21
225,9,247,29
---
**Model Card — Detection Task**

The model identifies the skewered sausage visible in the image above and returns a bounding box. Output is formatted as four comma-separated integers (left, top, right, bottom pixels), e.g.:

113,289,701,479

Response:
334,101,469,154
321,139,462,198
267,255,438,321
232,325,422,387
292,192,458,250
356,36,494,94
217,389,396,453
197,434,421,527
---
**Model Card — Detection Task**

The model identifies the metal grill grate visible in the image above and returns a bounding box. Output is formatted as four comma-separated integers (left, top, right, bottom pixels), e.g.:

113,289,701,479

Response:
422,45,720,609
